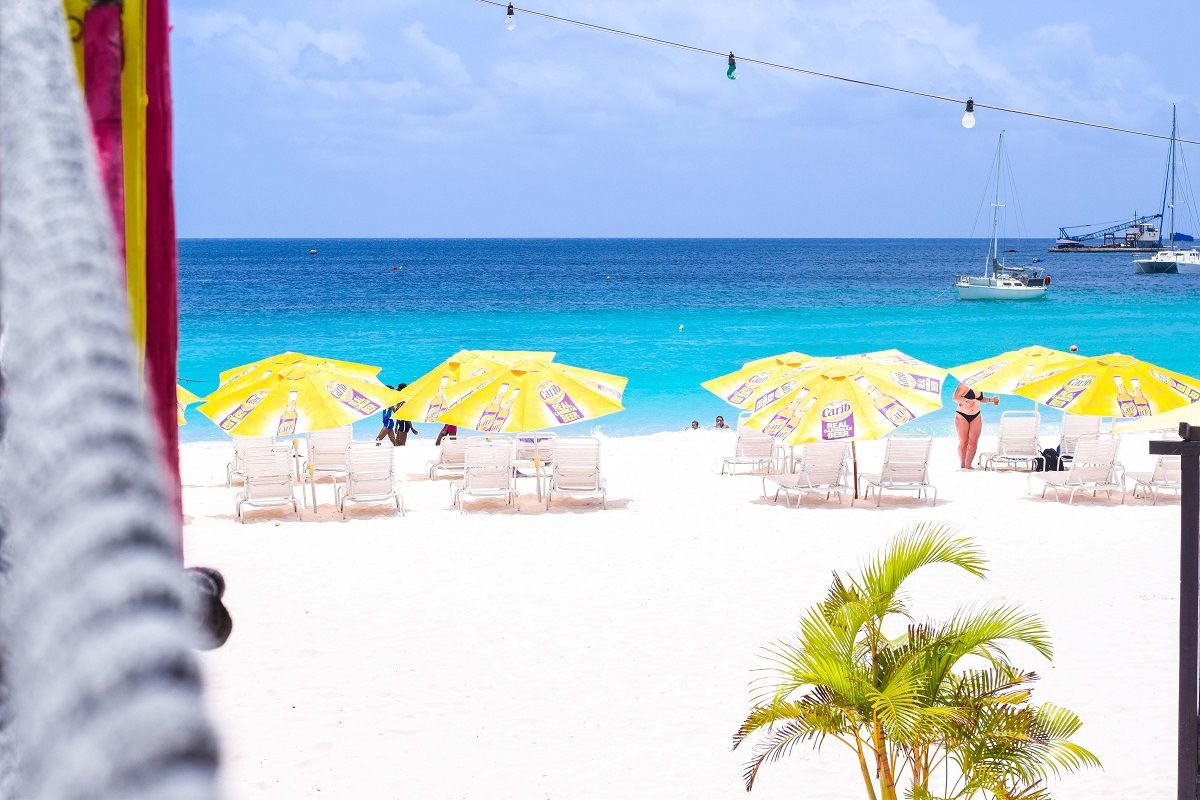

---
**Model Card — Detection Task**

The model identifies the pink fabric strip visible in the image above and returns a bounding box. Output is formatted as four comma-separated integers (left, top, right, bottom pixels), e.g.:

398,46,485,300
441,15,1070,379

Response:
145,0,182,532
82,2,125,262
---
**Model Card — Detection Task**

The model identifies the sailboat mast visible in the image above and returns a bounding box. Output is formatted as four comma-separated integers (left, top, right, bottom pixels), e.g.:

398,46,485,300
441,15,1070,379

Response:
1169,105,1177,251
987,132,1004,279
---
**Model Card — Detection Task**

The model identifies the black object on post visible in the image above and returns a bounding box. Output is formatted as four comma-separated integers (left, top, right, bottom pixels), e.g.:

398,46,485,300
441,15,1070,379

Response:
1151,422,1200,800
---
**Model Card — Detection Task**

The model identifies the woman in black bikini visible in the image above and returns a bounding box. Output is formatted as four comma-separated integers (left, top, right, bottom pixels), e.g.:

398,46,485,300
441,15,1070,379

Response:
952,383,999,469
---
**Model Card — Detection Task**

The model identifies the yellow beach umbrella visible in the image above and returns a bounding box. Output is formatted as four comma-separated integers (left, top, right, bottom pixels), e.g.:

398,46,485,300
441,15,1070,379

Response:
395,349,555,423
1114,401,1200,433
744,349,947,446
436,357,627,433
177,384,201,426
1014,352,1200,419
949,345,1084,395
198,351,403,436
701,352,816,414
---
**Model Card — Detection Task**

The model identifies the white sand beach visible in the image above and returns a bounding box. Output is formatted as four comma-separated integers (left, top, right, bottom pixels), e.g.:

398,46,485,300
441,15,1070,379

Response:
184,431,1179,799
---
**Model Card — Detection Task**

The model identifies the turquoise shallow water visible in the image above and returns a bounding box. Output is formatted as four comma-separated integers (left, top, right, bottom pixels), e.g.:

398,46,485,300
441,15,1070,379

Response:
179,238,1200,440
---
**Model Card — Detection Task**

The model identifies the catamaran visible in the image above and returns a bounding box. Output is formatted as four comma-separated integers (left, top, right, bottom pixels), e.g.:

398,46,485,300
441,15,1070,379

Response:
1134,106,1200,274
955,132,1051,300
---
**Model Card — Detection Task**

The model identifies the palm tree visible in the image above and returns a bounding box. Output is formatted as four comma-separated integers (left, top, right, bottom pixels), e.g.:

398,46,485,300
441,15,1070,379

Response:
733,523,1099,799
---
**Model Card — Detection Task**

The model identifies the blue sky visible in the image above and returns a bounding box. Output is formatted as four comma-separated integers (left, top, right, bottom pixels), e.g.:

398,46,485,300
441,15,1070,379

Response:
171,0,1199,237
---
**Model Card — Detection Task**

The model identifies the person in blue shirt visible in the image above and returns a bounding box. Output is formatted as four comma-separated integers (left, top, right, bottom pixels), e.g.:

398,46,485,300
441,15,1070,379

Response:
376,382,418,445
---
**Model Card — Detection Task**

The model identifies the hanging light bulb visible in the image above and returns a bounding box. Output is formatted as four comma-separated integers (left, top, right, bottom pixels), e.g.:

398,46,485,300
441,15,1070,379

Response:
727,51,737,80
505,3,516,30
961,97,976,129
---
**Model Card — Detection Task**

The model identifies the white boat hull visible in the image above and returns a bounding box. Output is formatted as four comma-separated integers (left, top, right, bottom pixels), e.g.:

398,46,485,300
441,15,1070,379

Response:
1134,249,1200,274
954,278,1047,300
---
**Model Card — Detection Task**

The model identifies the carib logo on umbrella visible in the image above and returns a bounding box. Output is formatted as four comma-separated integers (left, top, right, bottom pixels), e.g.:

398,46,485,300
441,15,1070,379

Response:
890,371,942,394
820,399,855,440
1045,374,1094,409
538,380,583,424
726,371,769,405
962,361,1006,386
1150,368,1200,404
326,381,382,416
218,389,269,431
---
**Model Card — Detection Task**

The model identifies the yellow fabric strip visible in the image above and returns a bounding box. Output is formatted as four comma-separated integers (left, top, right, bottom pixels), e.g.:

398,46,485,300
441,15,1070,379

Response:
63,0,88,85
122,0,148,365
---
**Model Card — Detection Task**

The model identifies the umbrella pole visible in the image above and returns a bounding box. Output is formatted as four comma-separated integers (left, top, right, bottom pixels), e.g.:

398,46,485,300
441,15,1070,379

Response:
852,440,859,500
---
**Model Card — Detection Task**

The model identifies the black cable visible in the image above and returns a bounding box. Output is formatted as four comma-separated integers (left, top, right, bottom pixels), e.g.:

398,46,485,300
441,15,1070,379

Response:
478,0,1199,146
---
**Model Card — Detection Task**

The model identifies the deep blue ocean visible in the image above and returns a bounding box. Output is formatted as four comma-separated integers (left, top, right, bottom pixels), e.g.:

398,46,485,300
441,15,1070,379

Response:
178,238,1200,440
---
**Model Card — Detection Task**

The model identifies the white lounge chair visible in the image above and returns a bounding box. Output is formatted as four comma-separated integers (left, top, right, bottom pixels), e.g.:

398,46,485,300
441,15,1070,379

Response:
762,440,851,507
235,445,301,522
1029,434,1124,504
335,442,404,517
1127,454,1181,505
981,411,1043,471
307,426,352,483
1058,413,1101,465
718,428,780,475
226,435,274,487
450,438,518,513
428,435,468,479
515,432,557,463
859,436,936,507
545,437,607,510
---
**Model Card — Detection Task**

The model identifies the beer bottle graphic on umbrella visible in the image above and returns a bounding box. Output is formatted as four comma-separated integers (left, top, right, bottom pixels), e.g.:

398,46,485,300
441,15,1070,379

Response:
1130,378,1152,416
425,376,451,422
476,383,510,432
854,376,915,427
276,391,299,436
491,388,521,431
763,389,810,438
1113,376,1137,418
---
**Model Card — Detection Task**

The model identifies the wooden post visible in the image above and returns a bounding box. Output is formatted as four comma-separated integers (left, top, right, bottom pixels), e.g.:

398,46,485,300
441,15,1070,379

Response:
1151,422,1200,800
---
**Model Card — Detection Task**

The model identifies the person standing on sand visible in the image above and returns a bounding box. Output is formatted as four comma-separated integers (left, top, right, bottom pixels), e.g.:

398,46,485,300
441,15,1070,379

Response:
377,382,417,446
376,387,400,445
435,423,457,446
392,383,417,446
952,382,998,469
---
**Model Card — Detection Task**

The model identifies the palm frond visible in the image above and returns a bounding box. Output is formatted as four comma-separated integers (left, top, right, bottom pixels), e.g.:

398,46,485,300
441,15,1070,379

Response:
858,524,987,619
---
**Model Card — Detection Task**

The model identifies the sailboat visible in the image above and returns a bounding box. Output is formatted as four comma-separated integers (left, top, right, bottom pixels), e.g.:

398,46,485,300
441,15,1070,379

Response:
954,132,1050,300
1134,106,1200,274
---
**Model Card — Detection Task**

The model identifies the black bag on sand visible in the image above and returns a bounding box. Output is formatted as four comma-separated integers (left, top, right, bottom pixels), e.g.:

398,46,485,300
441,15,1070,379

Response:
1039,448,1061,472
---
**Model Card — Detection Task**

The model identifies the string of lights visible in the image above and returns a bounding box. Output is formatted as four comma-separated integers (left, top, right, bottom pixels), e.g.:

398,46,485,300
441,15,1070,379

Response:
482,0,1198,146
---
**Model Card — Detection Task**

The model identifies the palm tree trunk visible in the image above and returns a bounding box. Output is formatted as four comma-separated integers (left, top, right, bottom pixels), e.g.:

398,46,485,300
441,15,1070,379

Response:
871,721,899,800
854,737,879,800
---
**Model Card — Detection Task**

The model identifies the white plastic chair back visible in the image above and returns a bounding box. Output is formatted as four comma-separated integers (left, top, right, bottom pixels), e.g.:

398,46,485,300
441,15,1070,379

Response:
1066,435,1120,485
515,432,557,463
551,437,603,492
344,442,396,498
233,435,275,473
881,437,932,485
464,439,515,495
735,430,776,460
797,440,848,486
308,426,352,472
438,436,468,469
1154,454,1182,484
996,411,1040,457
1059,414,1100,458
243,446,294,503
